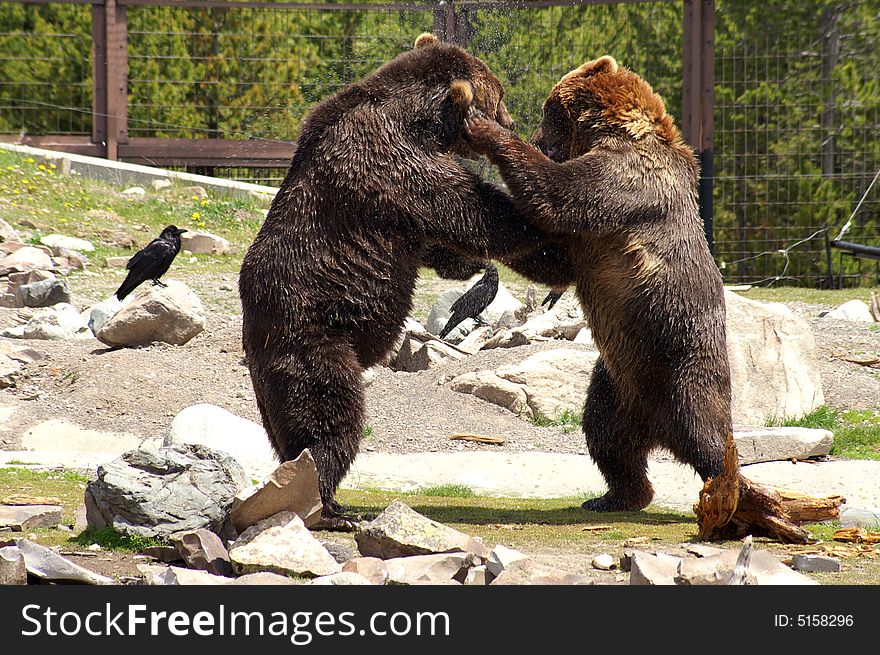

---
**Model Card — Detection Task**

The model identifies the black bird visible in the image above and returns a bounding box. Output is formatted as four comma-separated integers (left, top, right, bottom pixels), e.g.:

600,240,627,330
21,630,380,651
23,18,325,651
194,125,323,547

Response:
115,225,187,300
541,286,567,311
439,263,499,339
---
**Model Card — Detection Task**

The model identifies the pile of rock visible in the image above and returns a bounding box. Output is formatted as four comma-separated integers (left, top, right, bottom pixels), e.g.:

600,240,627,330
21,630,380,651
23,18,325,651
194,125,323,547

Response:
0,446,831,586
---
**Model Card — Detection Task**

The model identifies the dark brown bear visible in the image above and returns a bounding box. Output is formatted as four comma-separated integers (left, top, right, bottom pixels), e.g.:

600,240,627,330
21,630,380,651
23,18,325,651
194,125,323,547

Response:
465,56,731,512
239,34,569,529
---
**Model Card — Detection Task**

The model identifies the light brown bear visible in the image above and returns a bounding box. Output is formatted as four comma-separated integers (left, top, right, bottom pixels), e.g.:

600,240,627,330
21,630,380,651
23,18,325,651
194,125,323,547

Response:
465,56,732,512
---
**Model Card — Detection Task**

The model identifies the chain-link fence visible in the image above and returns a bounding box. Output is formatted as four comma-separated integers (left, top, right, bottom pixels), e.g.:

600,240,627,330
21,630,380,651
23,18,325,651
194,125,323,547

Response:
1,0,878,286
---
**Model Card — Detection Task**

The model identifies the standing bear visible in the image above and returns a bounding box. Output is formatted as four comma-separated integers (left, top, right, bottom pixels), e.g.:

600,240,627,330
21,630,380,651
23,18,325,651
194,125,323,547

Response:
465,56,732,512
239,34,569,529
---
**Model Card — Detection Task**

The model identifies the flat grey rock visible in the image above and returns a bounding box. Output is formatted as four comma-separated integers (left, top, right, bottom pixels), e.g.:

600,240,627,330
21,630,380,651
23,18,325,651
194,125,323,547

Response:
733,426,833,464
0,504,62,531
17,539,113,585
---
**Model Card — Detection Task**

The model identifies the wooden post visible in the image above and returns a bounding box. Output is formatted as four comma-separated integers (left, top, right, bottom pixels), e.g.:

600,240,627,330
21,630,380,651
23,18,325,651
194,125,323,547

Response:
682,0,715,253
91,3,107,150
103,0,128,160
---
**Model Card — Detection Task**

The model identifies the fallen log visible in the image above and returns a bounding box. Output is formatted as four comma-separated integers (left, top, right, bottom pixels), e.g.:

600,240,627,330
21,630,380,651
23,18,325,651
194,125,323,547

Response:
695,433,845,544
448,433,505,445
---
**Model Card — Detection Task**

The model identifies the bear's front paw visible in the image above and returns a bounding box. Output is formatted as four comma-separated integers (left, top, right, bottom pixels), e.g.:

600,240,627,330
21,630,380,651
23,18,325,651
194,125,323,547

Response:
464,112,506,155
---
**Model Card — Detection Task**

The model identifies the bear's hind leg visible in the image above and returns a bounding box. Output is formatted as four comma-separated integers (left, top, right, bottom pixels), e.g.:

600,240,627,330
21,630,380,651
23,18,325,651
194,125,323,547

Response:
251,335,365,531
581,360,655,512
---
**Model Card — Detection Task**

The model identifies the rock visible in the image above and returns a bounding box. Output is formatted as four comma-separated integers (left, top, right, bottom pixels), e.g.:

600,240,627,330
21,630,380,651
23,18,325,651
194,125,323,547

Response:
16,539,113,585
230,572,299,585
121,186,145,196
456,326,494,354
308,571,373,585
449,370,534,418
384,553,471,585
172,528,232,576
0,339,44,388
84,444,249,539
725,290,825,424
0,217,20,243
138,564,230,586
104,256,130,268
85,295,124,335
151,179,172,191
180,231,230,255
39,234,95,253
0,546,26,585
228,514,341,578
16,278,71,307
573,327,594,345
733,426,833,464
227,450,322,534
450,349,599,421
824,299,875,323
342,557,389,585
96,279,206,347
392,336,466,372
839,506,880,529
482,328,531,350
355,500,488,560
591,553,616,570
319,539,357,564
791,554,840,573
17,303,93,340
491,559,593,585
630,548,820,585
362,366,377,387
0,505,62,531
0,246,53,275
183,186,208,197
1,269,54,307
486,544,530,578
231,511,303,549
463,565,489,585
141,545,183,563
628,551,682,585
166,403,278,480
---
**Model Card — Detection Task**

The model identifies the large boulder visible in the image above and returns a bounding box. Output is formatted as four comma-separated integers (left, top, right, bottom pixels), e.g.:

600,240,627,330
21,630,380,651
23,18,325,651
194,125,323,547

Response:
165,403,277,479
0,245,53,275
451,292,824,426
725,290,824,424
450,349,599,421
39,233,95,253
84,444,249,539
1,303,93,340
180,230,230,255
96,279,206,347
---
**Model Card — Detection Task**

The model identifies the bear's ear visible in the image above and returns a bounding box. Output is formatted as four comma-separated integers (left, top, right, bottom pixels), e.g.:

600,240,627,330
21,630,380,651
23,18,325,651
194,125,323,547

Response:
414,33,439,49
582,55,618,76
449,79,474,108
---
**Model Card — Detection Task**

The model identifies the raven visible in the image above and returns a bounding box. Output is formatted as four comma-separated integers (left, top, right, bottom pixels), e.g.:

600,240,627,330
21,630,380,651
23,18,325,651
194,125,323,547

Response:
541,286,567,311
439,262,499,339
115,225,187,301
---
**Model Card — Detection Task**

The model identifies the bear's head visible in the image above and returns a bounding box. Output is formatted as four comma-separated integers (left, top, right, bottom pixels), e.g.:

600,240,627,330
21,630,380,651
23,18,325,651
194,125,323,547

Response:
409,33,513,154
531,56,681,162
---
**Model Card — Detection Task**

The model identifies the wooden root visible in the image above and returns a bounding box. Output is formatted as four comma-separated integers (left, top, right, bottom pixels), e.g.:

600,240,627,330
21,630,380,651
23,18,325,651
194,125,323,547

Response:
694,433,845,544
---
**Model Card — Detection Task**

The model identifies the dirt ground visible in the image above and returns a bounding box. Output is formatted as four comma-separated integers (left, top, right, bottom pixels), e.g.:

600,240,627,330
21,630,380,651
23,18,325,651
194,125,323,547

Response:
1,269,879,584
1,271,878,455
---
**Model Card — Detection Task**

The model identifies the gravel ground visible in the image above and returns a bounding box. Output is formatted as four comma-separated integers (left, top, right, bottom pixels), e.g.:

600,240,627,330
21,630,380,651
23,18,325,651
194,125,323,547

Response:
1,272,878,457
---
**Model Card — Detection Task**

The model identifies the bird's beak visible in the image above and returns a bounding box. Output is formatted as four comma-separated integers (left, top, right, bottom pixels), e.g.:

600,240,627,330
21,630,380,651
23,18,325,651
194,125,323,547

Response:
177,229,188,235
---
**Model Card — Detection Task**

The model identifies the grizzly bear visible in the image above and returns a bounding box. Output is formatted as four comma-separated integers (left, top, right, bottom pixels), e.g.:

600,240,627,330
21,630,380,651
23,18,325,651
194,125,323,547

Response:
465,56,732,512
239,34,570,529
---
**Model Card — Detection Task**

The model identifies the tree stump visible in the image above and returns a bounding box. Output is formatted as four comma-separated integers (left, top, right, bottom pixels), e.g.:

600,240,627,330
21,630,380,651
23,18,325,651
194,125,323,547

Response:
694,433,845,544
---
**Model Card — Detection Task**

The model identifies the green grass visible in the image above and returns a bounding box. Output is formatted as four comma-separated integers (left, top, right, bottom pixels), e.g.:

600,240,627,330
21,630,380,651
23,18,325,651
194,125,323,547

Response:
766,406,880,460
413,484,477,498
0,149,270,281
72,526,167,552
735,286,879,305
531,409,583,433
362,424,374,439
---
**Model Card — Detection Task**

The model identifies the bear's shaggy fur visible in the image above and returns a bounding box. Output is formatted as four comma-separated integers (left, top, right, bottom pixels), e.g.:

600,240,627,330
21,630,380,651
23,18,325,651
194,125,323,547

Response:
465,56,732,512
239,35,568,527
